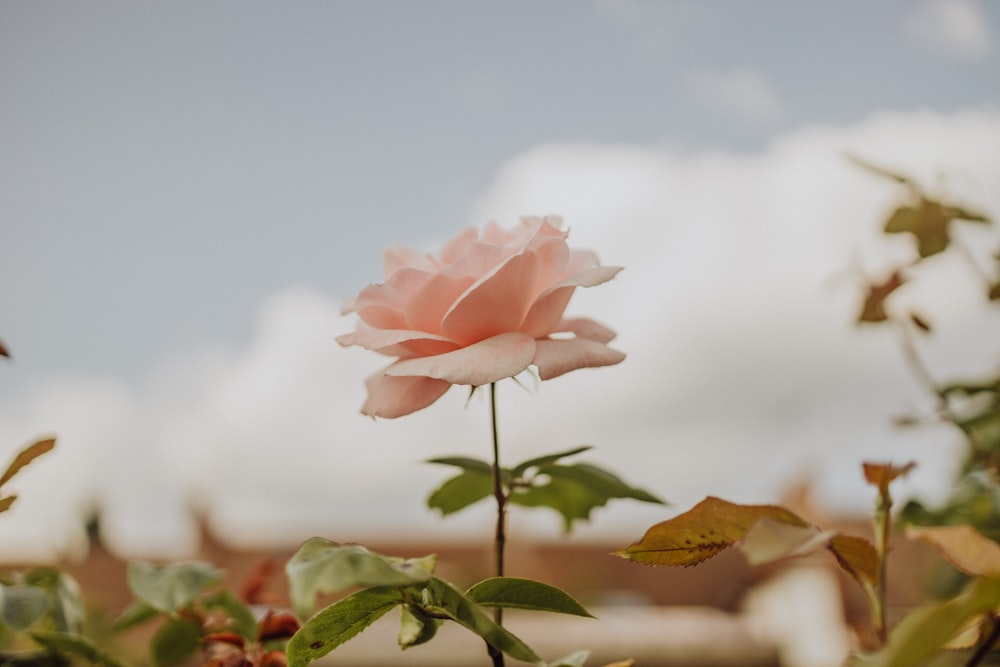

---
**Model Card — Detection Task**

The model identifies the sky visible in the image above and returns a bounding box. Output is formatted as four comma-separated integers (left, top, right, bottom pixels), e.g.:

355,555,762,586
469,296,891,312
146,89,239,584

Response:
1,1,999,561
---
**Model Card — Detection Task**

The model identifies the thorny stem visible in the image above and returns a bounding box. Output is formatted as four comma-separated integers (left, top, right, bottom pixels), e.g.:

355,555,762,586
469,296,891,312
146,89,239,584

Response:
488,381,506,667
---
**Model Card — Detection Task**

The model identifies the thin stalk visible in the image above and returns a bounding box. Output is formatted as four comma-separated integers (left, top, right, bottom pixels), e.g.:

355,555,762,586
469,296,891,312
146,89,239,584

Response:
872,489,892,645
966,614,1000,667
487,381,506,667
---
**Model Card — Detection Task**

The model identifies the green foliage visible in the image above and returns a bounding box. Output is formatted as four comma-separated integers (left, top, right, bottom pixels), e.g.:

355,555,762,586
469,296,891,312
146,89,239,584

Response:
285,539,436,620
286,586,404,666
126,560,222,614
0,585,49,631
853,577,1000,667
427,446,665,532
465,578,593,617
29,630,130,667
150,617,201,666
284,541,596,667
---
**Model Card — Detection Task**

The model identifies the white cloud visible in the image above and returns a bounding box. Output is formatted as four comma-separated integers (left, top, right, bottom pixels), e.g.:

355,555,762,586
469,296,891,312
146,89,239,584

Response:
2,109,999,561
686,67,785,125
904,0,993,58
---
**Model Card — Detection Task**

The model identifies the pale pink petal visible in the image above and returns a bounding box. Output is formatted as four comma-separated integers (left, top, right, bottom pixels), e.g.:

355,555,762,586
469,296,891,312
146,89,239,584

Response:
527,233,570,293
552,317,618,343
520,285,575,338
361,372,452,419
385,332,537,386
336,327,458,357
439,227,480,264
383,245,437,279
405,271,476,335
556,265,623,289
532,338,625,380
352,268,434,329
441,252,539,344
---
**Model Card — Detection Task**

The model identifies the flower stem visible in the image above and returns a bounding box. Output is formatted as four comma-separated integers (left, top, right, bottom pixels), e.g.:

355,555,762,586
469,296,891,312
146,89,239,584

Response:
872,484,892,645
488,381,506,667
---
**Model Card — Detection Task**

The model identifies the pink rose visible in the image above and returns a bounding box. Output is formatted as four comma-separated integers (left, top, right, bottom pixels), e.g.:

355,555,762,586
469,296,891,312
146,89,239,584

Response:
337,216,625,418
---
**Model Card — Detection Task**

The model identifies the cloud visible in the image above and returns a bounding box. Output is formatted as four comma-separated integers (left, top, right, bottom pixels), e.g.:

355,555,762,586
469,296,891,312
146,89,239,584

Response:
2,109,999,561
592,0,713,57
686,67,785,125
903,0,993,58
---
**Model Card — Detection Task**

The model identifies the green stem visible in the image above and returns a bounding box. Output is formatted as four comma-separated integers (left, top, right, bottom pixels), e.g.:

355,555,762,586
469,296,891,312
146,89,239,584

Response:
488,381,506,667
873,488,892,645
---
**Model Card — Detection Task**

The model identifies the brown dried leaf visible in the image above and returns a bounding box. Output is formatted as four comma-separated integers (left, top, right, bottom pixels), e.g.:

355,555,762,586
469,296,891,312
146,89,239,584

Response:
614,496,808,567
828,533,880,588
906,525,1000,577
862,461,916,495
858,271,906,323
0,437,56,489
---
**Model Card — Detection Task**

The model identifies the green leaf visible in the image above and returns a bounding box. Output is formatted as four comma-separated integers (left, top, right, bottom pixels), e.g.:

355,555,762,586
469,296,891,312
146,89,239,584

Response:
614,496,808,567
539,463,664,505
30,630,131,667
425,456,492,474
466,578,593,618
0,437,56,490
511,476,606,531
151,617,201,666
857,576,1000,666
426,578,542,665
0,584,49,630
512,463,665,532
126,560,221,614
25,569,85,635
427,469,493,516
397,604,441,649
286,586,404,667
286,539,435,620
203,588,258,640
509,446,593,476
110,601,160,633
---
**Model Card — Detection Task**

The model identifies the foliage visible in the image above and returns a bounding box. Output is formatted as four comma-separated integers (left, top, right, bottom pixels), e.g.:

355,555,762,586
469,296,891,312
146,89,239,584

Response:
113,559,299,667
427,445,664,532
284,539,593,667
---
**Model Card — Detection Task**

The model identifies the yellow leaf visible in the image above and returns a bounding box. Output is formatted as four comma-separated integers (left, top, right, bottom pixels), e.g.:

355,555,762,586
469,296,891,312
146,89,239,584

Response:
614,496,807,567
0,495,16,513
906,525,1000,577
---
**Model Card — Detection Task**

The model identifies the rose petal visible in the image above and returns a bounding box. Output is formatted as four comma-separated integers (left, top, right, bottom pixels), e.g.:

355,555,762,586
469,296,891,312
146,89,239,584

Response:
405,271,476,335
352,268,434,329
361,372,452,419
520,285,575,338
532,337,626,380
557,264,623,289
383,244,437,279
441,252,539,344
385,332,537,386
553,317,618,343
336,327,459,357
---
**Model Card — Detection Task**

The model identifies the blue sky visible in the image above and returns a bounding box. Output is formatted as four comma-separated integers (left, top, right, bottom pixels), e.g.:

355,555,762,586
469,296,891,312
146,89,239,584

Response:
1,1,998,559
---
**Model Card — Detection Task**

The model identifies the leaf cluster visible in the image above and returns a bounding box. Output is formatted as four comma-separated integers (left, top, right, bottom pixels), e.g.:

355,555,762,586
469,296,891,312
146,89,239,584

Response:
114,560,298,667
426,446,665,532
284,538,594,667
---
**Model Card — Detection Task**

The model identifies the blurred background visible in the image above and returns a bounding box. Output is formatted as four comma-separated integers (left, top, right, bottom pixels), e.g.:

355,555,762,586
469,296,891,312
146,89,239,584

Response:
1,0,999,630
